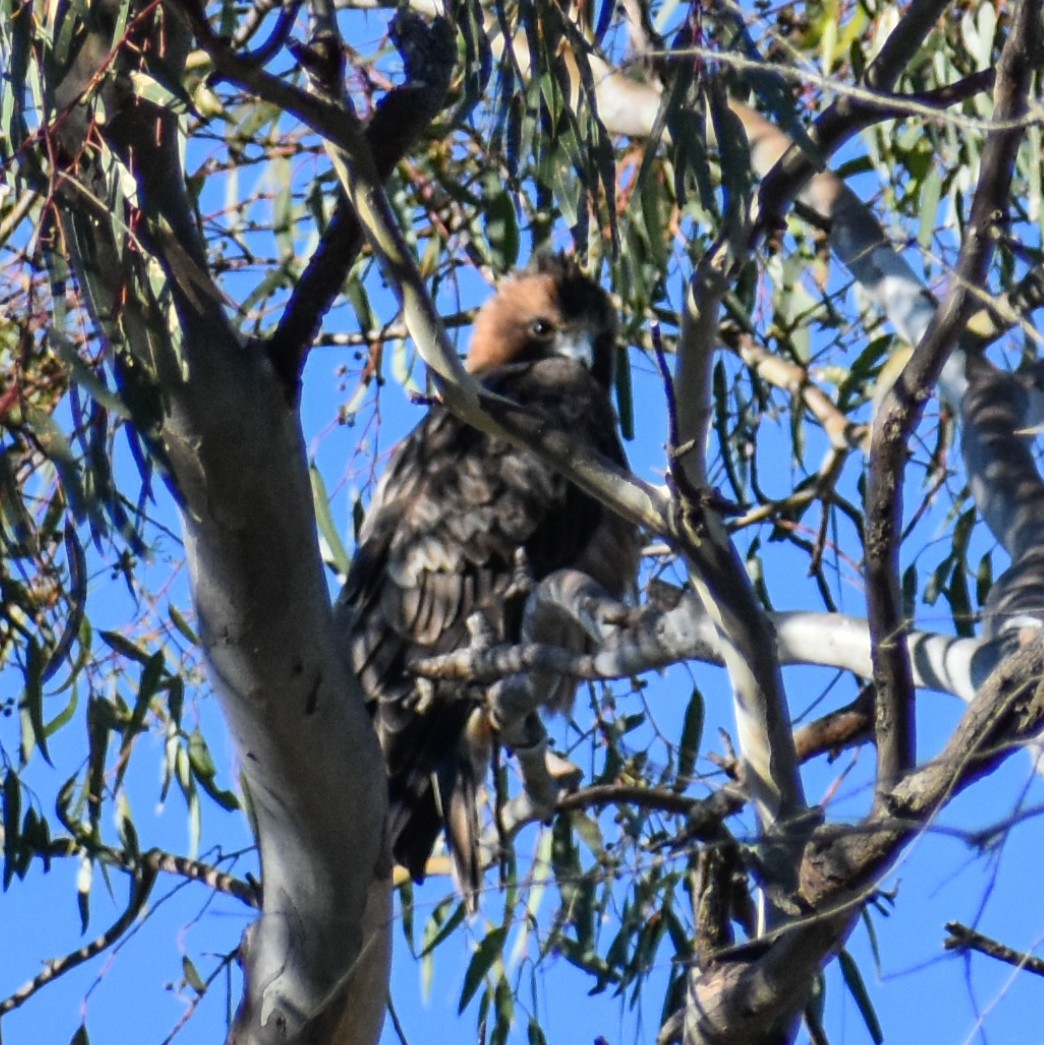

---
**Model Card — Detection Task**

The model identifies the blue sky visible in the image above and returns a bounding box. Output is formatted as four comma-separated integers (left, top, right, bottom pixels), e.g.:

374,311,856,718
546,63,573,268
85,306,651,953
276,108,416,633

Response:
6,317,1044,1043
4,6,1044,1042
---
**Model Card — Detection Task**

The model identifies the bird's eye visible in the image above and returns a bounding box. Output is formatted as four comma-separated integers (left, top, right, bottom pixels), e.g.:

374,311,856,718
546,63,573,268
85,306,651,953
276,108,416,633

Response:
530,318,554,339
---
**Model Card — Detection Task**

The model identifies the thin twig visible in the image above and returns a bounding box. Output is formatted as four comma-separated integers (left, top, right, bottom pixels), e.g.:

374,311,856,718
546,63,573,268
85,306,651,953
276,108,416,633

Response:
0,865,158,1015
944,922,1044,977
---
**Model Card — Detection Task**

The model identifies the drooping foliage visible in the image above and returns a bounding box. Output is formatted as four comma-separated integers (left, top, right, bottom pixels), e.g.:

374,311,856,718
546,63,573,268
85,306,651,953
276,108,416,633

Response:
2,0,1043,1041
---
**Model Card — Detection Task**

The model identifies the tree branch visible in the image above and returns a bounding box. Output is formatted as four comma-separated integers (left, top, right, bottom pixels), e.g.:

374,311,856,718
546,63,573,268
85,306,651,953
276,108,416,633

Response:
265,12,456,390
411,586,982,702
51,6,395,1041
961,354,1044,647
944,922,1044,977
757,0,970,228
864,0,1038,796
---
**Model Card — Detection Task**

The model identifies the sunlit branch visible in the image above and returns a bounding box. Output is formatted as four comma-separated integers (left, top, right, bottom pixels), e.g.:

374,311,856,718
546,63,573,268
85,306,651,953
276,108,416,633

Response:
42,823,259,907
729,334,865,453
961,355,1044,646
671,218,808,917
290,52,673,534
411,596,981,702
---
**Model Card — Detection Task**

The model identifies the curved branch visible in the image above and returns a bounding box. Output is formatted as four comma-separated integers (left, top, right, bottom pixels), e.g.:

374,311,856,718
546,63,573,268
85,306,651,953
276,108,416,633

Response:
756,0,972,228
265,12,457,389
865,0,1038,794
961,354,1044,645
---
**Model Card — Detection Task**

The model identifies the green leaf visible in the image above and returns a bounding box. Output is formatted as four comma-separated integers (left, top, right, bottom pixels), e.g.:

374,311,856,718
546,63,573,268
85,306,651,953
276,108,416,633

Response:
947,560,974,638
491,975,514,1045
527,1018,549,1045
168,603,198,645
49,332,130,418
86,697,112,842
838,949,883,1044
23,404,87,521
20,638,51,766
3,771,20,890
117,802,140,861
399,878,416,955
901,563,918,620
311,465,352,578
456,0,492,118
99,630,155,664
182,955,206,994
42,522,87,683
114,652,165,792
571,811,604,857
0,448,37,554
676,688,704,786
44,687,78,739
77,855,92,934
483,186,520,272
17,806,47,878
976,551,993,610
804,971,827,1042
554,934,618,984
458,926,507,1013
859,907,883,975
188,728,239,811
174,744,202,855
420,897,467,958
663,904,693,960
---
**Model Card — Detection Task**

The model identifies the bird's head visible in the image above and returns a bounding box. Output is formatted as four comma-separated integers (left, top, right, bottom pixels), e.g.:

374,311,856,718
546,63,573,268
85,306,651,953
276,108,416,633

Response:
466,253,617,388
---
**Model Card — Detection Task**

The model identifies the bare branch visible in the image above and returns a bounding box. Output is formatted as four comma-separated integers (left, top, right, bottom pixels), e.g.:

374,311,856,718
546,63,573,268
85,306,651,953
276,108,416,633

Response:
801,633,1044,910
266,13,456,389
944,922,1044,976
865,0,1038,794
961,355,1044,643
756,0,974,227
412,589,982,702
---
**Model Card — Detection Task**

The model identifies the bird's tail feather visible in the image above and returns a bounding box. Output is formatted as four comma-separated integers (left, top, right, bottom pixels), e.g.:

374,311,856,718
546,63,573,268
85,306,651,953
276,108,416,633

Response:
434,756,482,914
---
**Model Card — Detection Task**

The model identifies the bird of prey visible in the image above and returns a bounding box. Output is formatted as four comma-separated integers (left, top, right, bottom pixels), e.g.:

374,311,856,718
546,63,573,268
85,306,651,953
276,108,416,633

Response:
338,253,639,905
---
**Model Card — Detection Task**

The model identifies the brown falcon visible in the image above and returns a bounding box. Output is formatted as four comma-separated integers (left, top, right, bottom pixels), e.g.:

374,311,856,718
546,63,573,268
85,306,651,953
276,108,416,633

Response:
337,253,639,905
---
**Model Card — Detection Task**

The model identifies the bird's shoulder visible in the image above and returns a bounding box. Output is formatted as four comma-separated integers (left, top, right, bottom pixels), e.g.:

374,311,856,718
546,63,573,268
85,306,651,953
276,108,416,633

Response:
339,357,625,654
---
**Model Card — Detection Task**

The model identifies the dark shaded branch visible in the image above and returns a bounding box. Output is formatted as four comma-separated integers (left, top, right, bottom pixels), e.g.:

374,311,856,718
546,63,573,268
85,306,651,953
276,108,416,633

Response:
757,0,969,227
800,633,1044,910
793,688,874,762
944,922,1044,976
675,630,1044,1044
265,12,456,389
864,0,1037,797
557,783,744,828
240,0,303,65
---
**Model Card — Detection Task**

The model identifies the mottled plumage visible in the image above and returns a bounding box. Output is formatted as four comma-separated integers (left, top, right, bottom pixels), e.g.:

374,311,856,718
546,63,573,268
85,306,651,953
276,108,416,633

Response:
337,254,639,904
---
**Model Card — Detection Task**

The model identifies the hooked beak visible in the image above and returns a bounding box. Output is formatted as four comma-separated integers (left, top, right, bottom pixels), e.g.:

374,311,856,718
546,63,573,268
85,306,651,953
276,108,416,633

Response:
553,328,595,369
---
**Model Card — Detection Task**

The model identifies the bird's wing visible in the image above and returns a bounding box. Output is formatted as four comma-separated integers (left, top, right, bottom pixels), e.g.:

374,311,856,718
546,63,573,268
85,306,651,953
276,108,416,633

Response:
338,358,638,897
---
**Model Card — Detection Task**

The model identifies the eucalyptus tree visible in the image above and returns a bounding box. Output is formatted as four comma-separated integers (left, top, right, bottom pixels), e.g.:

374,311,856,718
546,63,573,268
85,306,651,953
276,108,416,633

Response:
2,0,1043,1042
